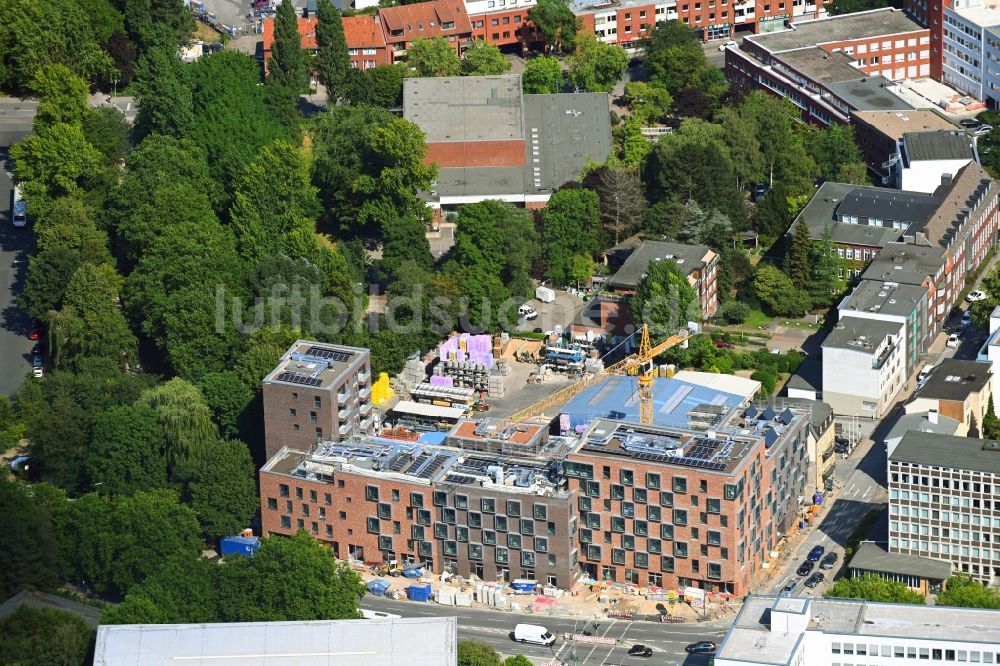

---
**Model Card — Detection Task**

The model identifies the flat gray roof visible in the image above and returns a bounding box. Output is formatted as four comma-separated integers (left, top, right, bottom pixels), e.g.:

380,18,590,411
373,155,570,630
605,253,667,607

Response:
824,316,902,352
903,130,977,162
785,359,822,393
839,280,926,319
774,47,864,84
849,542,952,580
860,241,945,287
891,430,1000,474
912,358,991,401
746,8,925,53
719,595,1000,665
607,240,713,290
827,76,913,112
263,340,369,390
404,75,523,143
853,110,957,141
94,617,458,666
884,411,961,442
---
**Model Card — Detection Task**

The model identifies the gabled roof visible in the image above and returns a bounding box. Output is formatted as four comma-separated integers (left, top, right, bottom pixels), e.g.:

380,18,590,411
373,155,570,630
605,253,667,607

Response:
343,15,387,48
262,17,318,52
918,162,995,250
379,0,472,42
849,542,951,581
902,130,976,162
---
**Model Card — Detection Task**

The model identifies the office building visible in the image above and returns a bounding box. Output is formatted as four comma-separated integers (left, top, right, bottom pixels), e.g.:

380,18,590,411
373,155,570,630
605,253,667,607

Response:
605,240,720,317
262,340,373,460
852,110,958,184
940,0,1000,107
905,357,993,431
715,595,1000,666
822,316,906,417
889,430,1000,583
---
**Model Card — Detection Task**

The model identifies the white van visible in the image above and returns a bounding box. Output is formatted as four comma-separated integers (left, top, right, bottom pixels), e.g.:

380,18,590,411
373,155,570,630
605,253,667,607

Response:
11,185,27,228
513,623,556,646
918,364,934,383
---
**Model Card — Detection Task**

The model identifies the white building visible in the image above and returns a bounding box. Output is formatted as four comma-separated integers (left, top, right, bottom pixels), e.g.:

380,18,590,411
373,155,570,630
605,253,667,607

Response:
942,0,1000,106
94,617,458,666
893,130,978,194
822,316,906,418
715,595,1000,666
978,305,1000,399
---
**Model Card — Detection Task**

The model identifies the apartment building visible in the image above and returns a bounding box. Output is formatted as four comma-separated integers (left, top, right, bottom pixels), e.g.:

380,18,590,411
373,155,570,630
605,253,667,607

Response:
261,340,373,460
978,305,1000,397
905,357,993,431
715,595,1000,666
822,316,906,417
465,0,542,50
726,9,925,124
861,240,948,340
837,278,929,378
343,15,391,70
940,0,1000,107
893,130,978,193
379,0,474,60
605,240,720,317
852,110,958,183
260,434,579,587
261,16,318,75
565,407,810,597
889,430,1000,583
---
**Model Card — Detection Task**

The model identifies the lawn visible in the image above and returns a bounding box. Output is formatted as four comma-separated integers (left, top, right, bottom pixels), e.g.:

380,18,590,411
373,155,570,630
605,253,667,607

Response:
743,308,771,329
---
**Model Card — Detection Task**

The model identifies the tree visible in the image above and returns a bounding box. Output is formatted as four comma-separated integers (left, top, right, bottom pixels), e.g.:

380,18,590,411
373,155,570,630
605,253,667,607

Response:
84,405,168,495
754,264,811,317
644,133,744,224
527,0,579,53
542,188,602,286
677,199,732,250
0,476,60,599
30,64,90,128
359,64,405,107
827,0,888,15
810,226,846,306
717,247,755,301
937,574,1000,609
751,369,776,395
186,439,259,541
717,106,764,192
837,161,871,185
752,182,794,238
619,116,652,167
566,34,628,93
123,0,195,50
522,55,563,94
462,40,511,76
718,300,751,324
406,38,461,77
984,398,1000,440
503,657,534,666
0,606,92,666
138,379,218,469
632,259,701,337
622,81,673,125
643,21,706,94
197,371,254,440
594,165,645,244
269,0,309,90
808,124,865,181
10,123,102,201
83,107,132,166
458,640,503,666
314,0,350,97
132,45,194,140
27,387,91,492
785,219,813,286
825,574,925,604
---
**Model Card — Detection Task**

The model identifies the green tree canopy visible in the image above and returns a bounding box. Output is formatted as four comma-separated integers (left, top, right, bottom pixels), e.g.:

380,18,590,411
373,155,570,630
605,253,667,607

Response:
808,124,866,182
632,259,700,337
622,81,673,125
0,476,60,599
527,0,579,53
458,640,502,666
542,187,602,286
314,0,350,97
269,0,309,91
643,21,706,94
825,574,925,604
937,574,1000,609
186,439,259,541
84,404,168,495
137,379,218,468
0,606,92,666
31,64,90,128
10,123,102,203
406,38,462,77
566,34,628,93
754,264,811,317
462,40,511,76
785,219,813,286
132,45,195,140
522,55,563,94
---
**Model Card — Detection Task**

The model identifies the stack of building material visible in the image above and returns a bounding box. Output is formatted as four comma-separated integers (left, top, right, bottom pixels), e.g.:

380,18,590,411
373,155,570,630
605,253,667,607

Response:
397,357,426,392
429,375,454,388
487,374,505,399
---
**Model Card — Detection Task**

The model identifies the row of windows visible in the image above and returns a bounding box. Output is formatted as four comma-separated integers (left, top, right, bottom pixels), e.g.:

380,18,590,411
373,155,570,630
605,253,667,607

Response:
833,643,998,662
891,474,1000,493
892,537,1000,560
891,504,1000,527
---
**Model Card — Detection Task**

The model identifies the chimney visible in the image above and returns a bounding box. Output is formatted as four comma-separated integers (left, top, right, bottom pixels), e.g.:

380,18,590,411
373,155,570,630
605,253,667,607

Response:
928,410,939,425
942,173,954,187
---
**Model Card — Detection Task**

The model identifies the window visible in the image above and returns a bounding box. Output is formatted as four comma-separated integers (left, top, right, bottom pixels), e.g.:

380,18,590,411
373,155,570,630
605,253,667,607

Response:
444,540,457,556
302,504,310,517
612,548,626,564
564,462,594,478
621,469,634,485
482,530,496,545
661,524,674,540
326,524,333,537
611,484,625,500
378,536,393,551
507,500,521,517
412,525,425,540
674,509,688,526
580,528,593,544
633,488,647,504
508,534,522,549
586,481,601,497
635,552,648,568
587,544,602,560
707,498,721,514
708,562,722,579
648,538,661,554
533,504,547,520
660,492,674,507
289,408,297,416
279,484,289,497
366,486,379,501
646,473,661,489
313,396,321,408
324,493,332,506
367,517,380,533
456,526,469,542
674,541,689,557
520,519,534,535
496,547,509,563
535,537,548,553
648,506,662,522
673,477,687,493
455,495,468,510
521,550,535,566
612,516,626,532
433,491,448,506
482,498,496,513
377,503,391,519
495,515,508,532
315,427,323,439
469,544,483,560
708,530,722,545
662,556,675,572
579,496,592,512
410,493,424,507
267,498,277,510
442,508,456,524
469,512,482,528
309,411,317,423
622,502,635,518
434,523,448,539
623,534,635,550
280,515,291,528
635,520,648,536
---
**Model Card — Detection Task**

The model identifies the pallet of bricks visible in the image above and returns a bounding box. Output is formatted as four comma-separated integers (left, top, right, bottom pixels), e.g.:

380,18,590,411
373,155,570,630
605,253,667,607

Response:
432,334,504,398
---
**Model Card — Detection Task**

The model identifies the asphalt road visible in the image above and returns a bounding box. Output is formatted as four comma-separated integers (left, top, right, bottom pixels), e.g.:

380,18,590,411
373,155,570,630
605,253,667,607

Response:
361,596,728,665
0,159,34,395
0,98,37,147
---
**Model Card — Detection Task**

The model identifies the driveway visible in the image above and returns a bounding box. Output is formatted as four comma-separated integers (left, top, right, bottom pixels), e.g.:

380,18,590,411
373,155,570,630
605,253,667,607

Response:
515,289,586,334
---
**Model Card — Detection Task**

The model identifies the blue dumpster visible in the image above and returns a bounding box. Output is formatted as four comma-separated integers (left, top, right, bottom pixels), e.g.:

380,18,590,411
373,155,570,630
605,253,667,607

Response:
407,583,432,602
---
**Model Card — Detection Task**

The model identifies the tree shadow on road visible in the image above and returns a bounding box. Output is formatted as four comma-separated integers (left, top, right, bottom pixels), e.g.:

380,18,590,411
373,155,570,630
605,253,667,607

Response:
816,498,885,548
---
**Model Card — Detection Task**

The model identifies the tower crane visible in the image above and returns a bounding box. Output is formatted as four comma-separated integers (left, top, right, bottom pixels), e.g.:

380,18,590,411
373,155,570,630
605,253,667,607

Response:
497,324,688,432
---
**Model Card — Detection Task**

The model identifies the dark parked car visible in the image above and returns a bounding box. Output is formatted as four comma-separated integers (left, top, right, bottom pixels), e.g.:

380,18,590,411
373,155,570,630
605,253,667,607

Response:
752,183,768,202
628,645,653,657
804,572,826,588
780,579,797,597
820,552,839,570
685,642,717,654
961,118,983,128
797,561,815,576
808,545,826,562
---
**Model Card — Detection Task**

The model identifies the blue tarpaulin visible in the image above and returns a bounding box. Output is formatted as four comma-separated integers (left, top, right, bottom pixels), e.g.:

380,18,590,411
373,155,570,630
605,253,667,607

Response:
367,579,390,595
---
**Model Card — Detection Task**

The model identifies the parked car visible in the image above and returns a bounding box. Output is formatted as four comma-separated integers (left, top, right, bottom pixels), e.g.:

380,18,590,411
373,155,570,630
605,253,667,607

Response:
780,579,797,596
796,561,815,576
961,118,983,128
804,572,826,588
820,552,839,570
975,124,994,136
918,364,934,383
967,290,988,302
685,641,717,654
513,624,556,646
834,441,849,454
628,645,654,657
518,305,538,320
718,39,737,51
947,333,961,348
714,340,735,349
752,183,768,202
807,545,826,562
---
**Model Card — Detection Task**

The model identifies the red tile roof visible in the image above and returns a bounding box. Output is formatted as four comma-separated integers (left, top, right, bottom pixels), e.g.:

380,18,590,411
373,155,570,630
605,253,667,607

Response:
343,15,387,48
378,0,472,43
262,17,319,52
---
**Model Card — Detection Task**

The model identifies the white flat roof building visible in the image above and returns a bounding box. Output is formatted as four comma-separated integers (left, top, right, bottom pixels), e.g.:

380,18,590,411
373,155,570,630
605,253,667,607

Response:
715,595,1000,666
93,617,458,666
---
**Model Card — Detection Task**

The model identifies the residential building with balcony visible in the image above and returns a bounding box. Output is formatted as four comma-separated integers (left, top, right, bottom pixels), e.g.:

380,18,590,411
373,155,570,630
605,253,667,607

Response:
714,595,1000,666
822,316,906,417
904,357,993,431
860,239,949,338
605,240,720,318
465,0,542,50
564,404,810,597
888,430,1000,584
343,15,391,70
260,433,579,587
852,110,958,184
379,0,474,61
262,340,373,460
726,9,925,124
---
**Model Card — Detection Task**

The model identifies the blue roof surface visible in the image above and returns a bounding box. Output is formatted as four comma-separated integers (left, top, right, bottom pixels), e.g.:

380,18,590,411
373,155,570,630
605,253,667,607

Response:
417,431,448,445
561,375,743,429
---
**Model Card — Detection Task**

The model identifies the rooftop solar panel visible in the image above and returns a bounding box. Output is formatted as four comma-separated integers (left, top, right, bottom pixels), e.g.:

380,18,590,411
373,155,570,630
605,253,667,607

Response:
306,346,354,362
